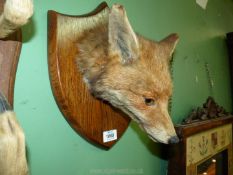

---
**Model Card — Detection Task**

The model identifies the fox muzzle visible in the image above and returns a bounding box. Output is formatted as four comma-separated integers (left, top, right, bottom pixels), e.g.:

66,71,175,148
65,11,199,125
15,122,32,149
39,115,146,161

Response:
168,135,179,144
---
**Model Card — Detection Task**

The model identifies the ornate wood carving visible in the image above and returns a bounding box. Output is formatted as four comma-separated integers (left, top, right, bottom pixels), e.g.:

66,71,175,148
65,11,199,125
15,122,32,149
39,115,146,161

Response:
182,97,229,124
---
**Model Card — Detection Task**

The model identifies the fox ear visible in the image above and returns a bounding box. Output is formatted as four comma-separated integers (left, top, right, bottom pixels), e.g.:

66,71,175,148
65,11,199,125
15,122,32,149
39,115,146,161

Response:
159,33,179,62
108,4,139,64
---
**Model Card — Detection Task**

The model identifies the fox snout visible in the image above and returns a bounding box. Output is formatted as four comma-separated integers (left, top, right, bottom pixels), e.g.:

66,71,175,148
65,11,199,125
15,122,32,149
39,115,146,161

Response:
143,122,179,144
168,136,179,144
148,133,179,144
140,110,179,144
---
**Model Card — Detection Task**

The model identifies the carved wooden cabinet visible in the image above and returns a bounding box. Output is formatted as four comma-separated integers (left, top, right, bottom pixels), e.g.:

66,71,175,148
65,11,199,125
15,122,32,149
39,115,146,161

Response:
168,98,233,175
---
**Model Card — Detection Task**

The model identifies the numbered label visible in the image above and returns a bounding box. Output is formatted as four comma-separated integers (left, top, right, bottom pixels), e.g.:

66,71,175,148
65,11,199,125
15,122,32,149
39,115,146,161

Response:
103,129,117,143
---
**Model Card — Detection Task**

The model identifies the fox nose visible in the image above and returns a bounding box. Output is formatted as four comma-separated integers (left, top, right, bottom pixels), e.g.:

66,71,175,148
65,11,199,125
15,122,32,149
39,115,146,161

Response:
168,136,179,144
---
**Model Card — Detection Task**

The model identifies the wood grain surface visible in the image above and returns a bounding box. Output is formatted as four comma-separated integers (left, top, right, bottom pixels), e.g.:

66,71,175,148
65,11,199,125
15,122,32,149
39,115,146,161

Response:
0,0,22,106
47,2,131,149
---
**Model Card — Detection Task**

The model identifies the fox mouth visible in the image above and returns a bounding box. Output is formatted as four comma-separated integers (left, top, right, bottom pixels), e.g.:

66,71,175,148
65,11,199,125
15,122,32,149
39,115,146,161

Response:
139,123,171,144
122,108,174,144
118,104,143,123
148,134,168,144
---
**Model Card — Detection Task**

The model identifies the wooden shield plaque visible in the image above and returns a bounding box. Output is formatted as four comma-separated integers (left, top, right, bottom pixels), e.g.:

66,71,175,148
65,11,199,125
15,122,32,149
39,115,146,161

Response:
0,0,22,106
47,2,131,149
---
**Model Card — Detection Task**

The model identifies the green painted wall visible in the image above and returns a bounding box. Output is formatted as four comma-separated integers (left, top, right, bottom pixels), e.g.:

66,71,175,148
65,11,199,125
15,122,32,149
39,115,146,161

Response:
14,0,233,174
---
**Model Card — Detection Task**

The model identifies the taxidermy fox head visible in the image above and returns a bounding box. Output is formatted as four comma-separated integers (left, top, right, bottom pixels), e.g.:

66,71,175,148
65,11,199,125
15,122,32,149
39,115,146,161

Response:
77,4,179,144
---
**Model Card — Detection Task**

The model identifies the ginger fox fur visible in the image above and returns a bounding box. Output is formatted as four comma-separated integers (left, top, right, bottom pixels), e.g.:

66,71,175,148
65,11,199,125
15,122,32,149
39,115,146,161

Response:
77,4,179,144
0,0,33,38
0,111,28,175
0,0,33,174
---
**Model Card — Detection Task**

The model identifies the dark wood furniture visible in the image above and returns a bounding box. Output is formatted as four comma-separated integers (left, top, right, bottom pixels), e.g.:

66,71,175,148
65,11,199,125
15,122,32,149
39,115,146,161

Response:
226,32,233,102
168,98,233,175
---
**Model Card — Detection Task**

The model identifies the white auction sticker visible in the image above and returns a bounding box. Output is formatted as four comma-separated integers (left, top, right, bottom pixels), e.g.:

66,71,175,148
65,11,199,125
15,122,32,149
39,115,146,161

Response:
103,129,117,143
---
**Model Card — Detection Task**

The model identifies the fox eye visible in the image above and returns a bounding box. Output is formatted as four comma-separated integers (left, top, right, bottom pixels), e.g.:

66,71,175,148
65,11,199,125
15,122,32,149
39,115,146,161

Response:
144,98,155,106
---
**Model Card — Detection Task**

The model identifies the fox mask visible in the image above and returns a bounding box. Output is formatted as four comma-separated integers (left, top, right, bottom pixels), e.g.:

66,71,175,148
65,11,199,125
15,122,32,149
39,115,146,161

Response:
77,4,179,144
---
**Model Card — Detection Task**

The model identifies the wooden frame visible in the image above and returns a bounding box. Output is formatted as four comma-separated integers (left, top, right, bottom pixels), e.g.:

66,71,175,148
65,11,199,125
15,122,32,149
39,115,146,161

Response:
226,32,233,106
0,0,22,106
168,98,233,175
